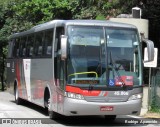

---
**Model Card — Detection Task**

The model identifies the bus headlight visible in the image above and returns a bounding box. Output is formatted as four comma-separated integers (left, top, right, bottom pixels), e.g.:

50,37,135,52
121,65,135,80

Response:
65,92,84,100
128,93,142,101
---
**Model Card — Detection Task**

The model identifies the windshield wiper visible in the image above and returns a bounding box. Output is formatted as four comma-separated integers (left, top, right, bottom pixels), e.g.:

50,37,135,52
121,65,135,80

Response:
88,62,102,91
109,52,126,89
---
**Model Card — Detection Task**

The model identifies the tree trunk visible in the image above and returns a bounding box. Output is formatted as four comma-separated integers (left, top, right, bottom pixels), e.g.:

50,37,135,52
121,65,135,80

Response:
1,51,5,91
1,76,4,91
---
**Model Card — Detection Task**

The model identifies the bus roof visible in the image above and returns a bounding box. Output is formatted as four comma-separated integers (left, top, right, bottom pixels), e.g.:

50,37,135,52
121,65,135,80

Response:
10,20,137,39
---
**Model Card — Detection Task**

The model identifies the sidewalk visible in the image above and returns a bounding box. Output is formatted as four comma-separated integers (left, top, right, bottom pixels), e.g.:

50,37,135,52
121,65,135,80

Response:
140,107,160,118
140,108,148,116
140,86,149,116
143,112,160,118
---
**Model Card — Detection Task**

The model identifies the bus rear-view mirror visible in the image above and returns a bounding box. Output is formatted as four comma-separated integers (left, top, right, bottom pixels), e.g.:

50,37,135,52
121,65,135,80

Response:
61,35,68,60
143,39,154,62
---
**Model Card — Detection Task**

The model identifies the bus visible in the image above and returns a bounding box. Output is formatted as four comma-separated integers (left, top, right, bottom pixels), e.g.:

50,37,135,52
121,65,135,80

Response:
6,20,154,120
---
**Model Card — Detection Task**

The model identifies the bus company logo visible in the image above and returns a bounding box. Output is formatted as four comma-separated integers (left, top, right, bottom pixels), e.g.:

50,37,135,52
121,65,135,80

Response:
100,106,113,111
2,119,11,124
1,119,42,124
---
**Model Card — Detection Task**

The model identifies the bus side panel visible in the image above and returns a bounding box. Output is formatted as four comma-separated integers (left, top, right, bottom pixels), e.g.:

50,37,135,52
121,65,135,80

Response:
6,59,16,95
22,59,32,100
15,59,28,100
30,58,53,107
6,59,27,100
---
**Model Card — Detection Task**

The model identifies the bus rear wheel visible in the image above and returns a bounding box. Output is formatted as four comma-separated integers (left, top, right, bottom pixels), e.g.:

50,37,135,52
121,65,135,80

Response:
14,85,22,105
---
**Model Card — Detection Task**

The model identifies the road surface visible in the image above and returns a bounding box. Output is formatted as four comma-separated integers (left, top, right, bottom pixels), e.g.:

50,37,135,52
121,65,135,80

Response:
0,91,159,127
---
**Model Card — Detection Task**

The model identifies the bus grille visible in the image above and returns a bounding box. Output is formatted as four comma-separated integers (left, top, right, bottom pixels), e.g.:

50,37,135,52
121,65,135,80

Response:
84,96,127,102
108,97,125,102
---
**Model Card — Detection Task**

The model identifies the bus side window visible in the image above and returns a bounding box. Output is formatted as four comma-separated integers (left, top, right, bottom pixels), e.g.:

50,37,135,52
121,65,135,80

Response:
34,32,44,57
44,29,53,57
14,38,20,58
27,35,34,57
10,39,15,58
12,40,16,58
20,37,27,57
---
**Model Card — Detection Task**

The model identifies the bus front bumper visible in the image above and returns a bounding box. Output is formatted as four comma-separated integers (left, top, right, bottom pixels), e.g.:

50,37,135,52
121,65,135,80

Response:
63,98,142,116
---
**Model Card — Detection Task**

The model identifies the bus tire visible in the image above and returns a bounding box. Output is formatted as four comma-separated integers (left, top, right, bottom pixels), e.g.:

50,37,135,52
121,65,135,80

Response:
44,88,50,113
48,97,60,119
104,115,116,121
14,84,22,105
44,88,60,119
48,98,60,119
49,110,60,120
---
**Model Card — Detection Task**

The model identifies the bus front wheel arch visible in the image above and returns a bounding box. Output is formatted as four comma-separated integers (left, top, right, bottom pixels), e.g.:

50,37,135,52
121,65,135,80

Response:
44,87,60,119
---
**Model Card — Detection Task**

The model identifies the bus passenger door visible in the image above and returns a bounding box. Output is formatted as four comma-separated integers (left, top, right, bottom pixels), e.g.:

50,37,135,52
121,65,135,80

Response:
54,27,65,114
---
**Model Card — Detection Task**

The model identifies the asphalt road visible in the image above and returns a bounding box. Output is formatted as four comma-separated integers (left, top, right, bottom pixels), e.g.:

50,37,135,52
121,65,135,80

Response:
0,91,159,127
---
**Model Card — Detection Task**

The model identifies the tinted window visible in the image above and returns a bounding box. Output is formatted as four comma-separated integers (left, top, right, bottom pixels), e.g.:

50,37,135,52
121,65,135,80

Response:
44,29,53,57
34,32,44,56
27,35,34,57
8,39,15,58
13,38,20,58
20,37,27,57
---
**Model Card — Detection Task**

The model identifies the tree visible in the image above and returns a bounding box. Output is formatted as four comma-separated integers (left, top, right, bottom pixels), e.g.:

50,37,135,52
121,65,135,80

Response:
12,0,72,26
0,0,73,91
0,2,10,91
141,0,160,47
0,0,26,91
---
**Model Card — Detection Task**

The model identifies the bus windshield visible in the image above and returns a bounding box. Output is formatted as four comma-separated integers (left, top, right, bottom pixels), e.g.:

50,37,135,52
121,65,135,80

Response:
67,26,141,89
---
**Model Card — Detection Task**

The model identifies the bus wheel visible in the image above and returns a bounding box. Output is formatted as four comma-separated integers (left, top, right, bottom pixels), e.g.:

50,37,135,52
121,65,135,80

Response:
48,98,59,120
49,110,60,120
104,115,116,121
14,85,22,105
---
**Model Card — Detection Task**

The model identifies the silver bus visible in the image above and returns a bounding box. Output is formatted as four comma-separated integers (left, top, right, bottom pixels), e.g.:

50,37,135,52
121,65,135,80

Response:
6,20,154,120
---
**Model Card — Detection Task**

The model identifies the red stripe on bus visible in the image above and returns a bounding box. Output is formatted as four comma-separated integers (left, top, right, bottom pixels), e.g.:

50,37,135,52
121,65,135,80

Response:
103,91,108,96
66,85,101,96
16,61,22,96
33,80,44,99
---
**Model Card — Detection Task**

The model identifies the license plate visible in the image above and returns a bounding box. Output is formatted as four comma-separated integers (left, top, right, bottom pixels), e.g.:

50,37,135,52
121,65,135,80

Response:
100,106,113,111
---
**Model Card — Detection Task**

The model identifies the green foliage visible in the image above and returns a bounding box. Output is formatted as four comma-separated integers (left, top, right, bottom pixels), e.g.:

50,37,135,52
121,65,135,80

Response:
96,14,106,20
70,0,139,19
74,6,97,19
13,0,52,24
0,0,15,5
150,95,160,113
12,0,72,25
142,0,160,44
